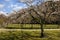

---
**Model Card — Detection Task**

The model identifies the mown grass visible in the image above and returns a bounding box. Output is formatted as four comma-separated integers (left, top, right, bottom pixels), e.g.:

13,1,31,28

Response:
0,29,60,40
5,24,60,29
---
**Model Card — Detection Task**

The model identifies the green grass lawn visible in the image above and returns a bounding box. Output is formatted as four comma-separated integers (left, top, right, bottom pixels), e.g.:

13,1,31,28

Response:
5,24,60,29
0,29,60,40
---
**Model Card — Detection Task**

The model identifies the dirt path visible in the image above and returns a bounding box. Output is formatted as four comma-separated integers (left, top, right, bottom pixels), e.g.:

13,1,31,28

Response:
0,29,60,31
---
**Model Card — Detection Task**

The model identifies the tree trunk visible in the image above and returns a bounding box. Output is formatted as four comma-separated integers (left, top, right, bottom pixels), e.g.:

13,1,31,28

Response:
40,20,44,38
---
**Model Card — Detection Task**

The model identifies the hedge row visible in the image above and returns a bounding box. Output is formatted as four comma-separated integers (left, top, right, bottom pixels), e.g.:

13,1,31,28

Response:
5,24,60,29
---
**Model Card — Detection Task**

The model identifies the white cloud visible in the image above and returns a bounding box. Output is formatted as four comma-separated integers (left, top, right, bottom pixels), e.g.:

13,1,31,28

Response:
0,11,8,16
20,0,33,2
8,4,13,8
9,4,23,11
5,0,10,1
13,6,22,10
13,5,22,10
0,4,4,8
